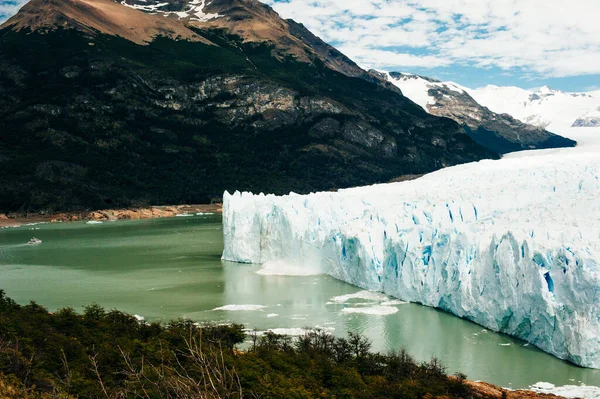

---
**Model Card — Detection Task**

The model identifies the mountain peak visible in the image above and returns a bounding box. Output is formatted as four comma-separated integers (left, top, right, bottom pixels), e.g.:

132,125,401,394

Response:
0,0,212,45
2,0,387,84
536,85,555,95
120,0,396,87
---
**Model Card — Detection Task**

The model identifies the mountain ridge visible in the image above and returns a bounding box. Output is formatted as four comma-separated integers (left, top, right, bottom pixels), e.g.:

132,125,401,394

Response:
0,0,495,212
2,0,397,90
378,71,576,154
468,84,600,131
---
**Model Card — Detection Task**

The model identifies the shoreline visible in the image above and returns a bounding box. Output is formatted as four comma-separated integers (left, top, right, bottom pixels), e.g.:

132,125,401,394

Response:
0,204,222,228
466,381,566,399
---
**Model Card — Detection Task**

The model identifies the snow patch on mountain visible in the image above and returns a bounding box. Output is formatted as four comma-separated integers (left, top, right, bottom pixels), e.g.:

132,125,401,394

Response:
121,0,223,21
380,71,470,112
186,0,223,22
573,106,600,127
222,128,600,368
468,85,600,131
120,1,168,12
380,72,438,110
385,72,600,134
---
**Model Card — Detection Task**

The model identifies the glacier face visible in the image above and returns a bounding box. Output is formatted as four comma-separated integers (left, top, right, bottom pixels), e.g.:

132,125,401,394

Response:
222,140,600,368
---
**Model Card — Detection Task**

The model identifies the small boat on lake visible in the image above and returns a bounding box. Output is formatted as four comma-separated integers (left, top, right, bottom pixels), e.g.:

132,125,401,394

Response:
27,237,42,245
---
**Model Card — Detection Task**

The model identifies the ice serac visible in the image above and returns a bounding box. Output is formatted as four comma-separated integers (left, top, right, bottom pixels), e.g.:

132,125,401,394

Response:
222,150,600,368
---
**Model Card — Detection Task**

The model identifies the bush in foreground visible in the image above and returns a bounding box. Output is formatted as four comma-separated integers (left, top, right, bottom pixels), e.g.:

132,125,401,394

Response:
0,290,479,398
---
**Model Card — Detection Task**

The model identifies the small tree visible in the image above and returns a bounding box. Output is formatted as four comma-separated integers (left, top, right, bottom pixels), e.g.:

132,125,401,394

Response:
348,332,371,358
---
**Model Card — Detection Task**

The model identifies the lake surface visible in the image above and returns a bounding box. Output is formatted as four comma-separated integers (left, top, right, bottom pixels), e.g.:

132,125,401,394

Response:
1,215,599,389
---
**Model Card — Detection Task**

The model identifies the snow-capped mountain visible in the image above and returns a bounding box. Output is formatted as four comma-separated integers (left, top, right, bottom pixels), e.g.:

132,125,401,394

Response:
468,85,600,131
376,71,575,154
572,106,600,127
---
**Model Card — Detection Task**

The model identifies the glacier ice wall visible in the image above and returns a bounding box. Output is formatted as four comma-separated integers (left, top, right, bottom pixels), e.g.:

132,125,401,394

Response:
222,151,600,368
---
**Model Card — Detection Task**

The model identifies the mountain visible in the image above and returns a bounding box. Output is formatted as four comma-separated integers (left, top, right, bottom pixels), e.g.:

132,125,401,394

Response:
1,0,212,44
573,106,600,127
468,85,600,131
376,72,576,154
0,0,495,213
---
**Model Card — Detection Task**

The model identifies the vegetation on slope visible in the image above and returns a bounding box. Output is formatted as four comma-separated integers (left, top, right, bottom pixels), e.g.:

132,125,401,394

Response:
0,27,495,213
0,290,484,398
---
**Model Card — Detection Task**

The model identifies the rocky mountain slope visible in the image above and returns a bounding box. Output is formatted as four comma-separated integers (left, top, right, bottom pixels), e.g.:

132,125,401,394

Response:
0,0,495,213
469,85,600,131
378,72,576,154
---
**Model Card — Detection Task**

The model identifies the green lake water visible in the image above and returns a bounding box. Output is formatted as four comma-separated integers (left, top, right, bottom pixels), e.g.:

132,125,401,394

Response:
1,215,599,389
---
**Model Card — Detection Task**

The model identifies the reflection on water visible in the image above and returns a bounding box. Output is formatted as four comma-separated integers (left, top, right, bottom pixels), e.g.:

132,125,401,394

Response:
1,215,599,389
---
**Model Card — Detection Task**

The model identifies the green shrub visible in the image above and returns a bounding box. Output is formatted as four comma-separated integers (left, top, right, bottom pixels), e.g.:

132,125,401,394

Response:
0,290,480,398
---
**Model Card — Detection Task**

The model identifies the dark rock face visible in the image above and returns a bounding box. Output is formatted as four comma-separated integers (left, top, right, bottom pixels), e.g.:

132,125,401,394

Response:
309,118,340,139
0,3,497,213
340,121,397,158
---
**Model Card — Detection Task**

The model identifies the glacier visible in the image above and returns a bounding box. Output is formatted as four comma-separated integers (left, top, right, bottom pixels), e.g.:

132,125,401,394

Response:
222,130,600,368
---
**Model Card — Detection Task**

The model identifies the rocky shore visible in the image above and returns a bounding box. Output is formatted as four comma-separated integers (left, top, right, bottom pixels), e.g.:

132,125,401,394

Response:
0,204,221,228
466,381,569,399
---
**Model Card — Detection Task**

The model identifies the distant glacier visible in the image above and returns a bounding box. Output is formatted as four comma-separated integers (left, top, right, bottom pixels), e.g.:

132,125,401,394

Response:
222,132,600,368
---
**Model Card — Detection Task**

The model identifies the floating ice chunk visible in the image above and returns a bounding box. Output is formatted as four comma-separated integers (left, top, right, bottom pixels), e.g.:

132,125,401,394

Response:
256,260,322,276
213,304,266,311
529,382,600,399
175,213,193,217
266,327,334,336
267,328,307,336
532,382,556,390
86,221,103,224
133,314,145,321
330,291,389,303
341,306,399,315
266,313,279,318
380,300,408,306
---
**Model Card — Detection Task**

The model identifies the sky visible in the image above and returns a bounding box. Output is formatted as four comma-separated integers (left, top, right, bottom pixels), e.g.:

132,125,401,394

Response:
263,0,600,92
1,0,599,92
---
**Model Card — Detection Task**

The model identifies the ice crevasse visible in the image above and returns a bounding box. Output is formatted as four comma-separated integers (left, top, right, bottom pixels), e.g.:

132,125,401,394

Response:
222,151,600,368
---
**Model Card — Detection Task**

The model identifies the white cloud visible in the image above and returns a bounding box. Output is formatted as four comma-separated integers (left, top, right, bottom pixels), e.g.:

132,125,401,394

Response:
266,0,600,77
2,0,599,78
337,47,451,69
0,0,29,25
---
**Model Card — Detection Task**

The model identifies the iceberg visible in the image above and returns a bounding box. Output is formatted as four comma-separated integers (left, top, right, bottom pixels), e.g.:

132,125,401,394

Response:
222,143,600,368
